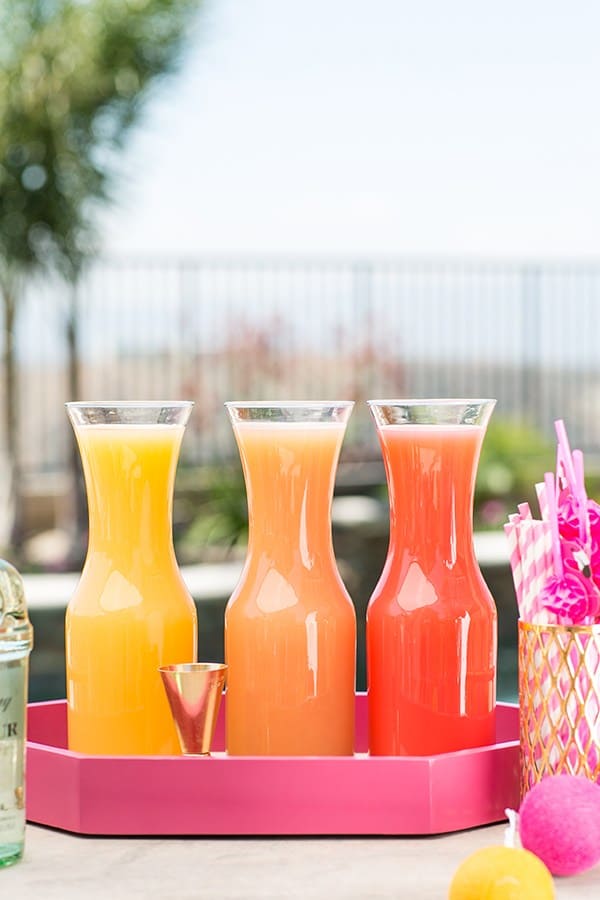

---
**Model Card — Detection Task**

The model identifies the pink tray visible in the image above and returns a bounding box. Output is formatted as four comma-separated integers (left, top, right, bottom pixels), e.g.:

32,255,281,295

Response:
26,696,519,836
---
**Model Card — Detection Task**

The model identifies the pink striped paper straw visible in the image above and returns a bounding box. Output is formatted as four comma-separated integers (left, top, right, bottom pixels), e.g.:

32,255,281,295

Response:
555,419,577,493
518,502,532,520
517,520,534,620
544,471,563,580
514,516,555,624
537,522,556,624
535,481,549,521
531,520,555,622
573,449,589,547
504,522,523,607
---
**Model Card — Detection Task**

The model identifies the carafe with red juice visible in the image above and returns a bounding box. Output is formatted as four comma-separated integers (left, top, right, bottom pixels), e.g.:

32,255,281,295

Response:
366,399,497,756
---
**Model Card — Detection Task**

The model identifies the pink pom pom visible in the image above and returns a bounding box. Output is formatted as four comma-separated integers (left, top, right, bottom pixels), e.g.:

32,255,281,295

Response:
520,775,600,876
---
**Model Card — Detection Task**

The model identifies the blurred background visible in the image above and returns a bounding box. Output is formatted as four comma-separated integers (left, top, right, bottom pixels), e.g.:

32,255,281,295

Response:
2,0,600,702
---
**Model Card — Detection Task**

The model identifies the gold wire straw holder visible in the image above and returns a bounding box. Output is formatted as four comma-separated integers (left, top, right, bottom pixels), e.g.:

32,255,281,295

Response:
519,620,600,795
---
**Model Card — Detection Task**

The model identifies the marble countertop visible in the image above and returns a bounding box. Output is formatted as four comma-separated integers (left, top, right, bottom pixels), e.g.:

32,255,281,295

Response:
3,823,599,899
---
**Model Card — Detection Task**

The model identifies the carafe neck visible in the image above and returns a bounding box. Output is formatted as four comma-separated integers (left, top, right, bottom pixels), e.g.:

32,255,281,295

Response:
76,424,182,570
381,424,483,570
235,422,343,569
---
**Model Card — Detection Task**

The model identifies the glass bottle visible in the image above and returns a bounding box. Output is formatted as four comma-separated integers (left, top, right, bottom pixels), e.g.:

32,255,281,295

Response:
66,402,197,755
225,401,356,756
367,399,497,756
0,561,33,867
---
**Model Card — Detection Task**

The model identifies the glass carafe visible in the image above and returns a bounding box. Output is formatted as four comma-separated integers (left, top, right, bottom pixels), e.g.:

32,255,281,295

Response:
65,402,197,755
367,399,497,756
225,401,356,756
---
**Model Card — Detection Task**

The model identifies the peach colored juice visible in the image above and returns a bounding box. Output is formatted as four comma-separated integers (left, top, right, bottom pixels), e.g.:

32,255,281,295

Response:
367,423,497,756
225,420,356,756
66,424,197,755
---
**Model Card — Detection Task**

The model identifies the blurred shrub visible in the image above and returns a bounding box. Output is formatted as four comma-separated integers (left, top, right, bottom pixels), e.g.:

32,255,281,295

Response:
475,418,556,528
175,418,589,562
177,464,248,561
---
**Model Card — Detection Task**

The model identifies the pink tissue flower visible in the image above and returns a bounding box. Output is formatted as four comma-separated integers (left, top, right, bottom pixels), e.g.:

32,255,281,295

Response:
557,492,581,542
540,570,600,624
591,545,600,592
588,498,600,521
586,501,600,588
588,499,600,541
557,494,600,540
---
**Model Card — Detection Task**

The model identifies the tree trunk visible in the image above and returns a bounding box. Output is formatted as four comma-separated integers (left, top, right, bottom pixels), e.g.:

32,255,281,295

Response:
66,285,81,402
1,276,24,560
65,283,88,568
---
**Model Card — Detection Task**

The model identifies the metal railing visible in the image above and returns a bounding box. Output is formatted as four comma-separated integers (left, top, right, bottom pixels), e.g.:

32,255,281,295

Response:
7,255,600,476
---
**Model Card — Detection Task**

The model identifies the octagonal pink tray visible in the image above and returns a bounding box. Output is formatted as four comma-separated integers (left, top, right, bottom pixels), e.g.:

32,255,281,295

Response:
26,696,519,836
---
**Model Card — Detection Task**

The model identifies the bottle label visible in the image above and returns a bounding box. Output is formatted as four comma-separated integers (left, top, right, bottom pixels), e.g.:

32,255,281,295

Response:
0,659,26,844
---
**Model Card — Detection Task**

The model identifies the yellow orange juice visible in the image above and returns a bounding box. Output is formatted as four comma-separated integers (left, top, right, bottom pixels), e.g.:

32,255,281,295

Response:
225,417,356,756
66,422,197,755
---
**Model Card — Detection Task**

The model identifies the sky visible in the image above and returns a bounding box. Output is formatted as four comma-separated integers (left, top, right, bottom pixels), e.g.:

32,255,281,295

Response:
100,0,600,259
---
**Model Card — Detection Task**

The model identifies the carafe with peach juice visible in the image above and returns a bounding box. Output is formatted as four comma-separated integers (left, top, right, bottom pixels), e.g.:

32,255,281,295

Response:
367,399,497,756
65,402,197,755
225,402,356,756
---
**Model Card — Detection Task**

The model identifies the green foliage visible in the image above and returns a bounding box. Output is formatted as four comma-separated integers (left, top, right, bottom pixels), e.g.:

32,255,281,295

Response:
176,419,561,559
0,0,201,279
475,418,556,528
177,465,249,560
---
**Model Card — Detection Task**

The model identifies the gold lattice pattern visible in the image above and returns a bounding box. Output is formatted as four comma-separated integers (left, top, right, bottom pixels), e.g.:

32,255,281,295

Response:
519,621,600,796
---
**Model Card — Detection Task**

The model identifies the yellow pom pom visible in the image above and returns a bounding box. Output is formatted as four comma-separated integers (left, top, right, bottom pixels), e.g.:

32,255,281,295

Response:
448,846,554,899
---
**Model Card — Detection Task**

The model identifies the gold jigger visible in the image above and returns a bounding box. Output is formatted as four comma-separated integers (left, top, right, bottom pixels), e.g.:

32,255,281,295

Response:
159,663,227,756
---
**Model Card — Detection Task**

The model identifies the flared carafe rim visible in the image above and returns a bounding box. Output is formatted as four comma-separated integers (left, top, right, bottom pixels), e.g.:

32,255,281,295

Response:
225,400,354,409
367,398,495,407
367,398,496,428
225,400,354,425
66,400,193,409
66,400,194,427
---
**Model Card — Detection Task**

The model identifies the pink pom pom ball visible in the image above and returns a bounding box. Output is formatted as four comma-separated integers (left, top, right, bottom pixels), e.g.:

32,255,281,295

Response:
519,774,600,876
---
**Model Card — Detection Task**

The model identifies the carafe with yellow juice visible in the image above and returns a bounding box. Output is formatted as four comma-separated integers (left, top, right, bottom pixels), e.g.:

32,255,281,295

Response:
65,402,197,755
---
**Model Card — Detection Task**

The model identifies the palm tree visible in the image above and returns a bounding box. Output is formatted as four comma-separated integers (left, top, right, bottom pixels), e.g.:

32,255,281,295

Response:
0,0,202,559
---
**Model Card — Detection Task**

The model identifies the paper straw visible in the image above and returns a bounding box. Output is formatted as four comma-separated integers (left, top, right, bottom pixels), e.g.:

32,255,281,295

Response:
518,502,532,520
534,521,555,619
519,519,554,621
504,522,523,606
555,419,578,494
524,529,557,624
544,471,563,578
504,503,560,622
535,482,549,521
573,449,589,547
517,521,537,621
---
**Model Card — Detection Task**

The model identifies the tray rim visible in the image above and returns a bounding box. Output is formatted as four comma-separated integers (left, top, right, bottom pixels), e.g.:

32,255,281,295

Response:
25,697,520,837
26,696,519,762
